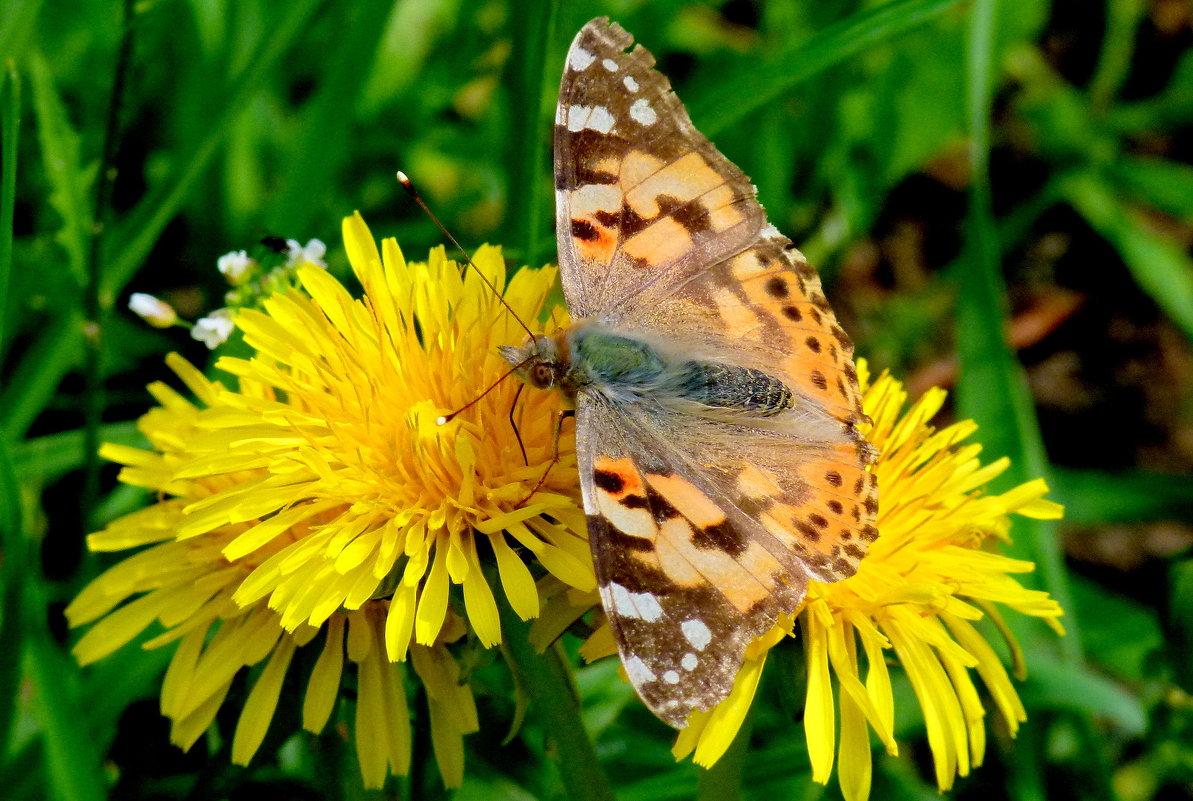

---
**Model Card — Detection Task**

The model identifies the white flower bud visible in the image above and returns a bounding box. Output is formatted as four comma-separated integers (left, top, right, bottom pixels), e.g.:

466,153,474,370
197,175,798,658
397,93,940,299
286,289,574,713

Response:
128,293,177,328
217,250,254,284
191,308,236,349
286,238,327,269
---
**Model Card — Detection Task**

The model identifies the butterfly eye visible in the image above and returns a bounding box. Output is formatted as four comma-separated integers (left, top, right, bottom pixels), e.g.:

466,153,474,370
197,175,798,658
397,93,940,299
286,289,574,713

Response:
530,363,554,388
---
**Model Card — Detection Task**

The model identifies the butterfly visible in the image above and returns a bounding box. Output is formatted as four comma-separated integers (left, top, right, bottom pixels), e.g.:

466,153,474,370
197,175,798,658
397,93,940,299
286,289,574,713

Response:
499,17,878,728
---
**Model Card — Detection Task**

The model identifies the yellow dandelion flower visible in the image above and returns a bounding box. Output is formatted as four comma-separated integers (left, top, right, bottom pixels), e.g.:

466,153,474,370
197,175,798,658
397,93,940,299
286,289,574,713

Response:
670,360,1066,801
66,213,592,787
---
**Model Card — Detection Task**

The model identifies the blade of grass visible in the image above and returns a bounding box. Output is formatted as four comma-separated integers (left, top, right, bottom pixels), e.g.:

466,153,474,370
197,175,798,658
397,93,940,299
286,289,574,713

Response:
0,0,42,65
1111,155,1193,218
264,0,396,233
1052,467,1193,525
101,0,325,298
1059,170,1193,341
82,0,137,526
25,595,108,801
689,0,966,137
1088,0,1146,112
956,0,1080,662
0,61,19,359
0,438,22,767
505,0,559,267
29,50,91,288
14,420,141,482
1,437,105,801
0,313,83,440
0,0,323,443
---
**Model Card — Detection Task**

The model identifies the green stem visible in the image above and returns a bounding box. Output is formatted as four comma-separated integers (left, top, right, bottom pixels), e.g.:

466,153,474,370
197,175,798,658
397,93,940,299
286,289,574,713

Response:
499,599,613,801
82,0,137,525
695,703,755,801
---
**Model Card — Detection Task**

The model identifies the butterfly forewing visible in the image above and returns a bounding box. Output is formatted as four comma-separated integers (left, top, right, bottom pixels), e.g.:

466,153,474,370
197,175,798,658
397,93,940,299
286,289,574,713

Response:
554,19,765,318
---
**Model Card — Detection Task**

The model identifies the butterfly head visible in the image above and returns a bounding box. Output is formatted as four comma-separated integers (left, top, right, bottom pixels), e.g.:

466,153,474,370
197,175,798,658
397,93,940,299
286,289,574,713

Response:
498,334,570,391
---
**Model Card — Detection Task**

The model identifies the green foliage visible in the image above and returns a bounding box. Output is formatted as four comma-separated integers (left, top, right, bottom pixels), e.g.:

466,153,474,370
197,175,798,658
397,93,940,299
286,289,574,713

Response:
3,1,1192,800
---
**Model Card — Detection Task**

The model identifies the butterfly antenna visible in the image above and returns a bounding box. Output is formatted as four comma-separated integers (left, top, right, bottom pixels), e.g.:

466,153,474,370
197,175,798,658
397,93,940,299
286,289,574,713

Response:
396,171,536,342
437,357,533,426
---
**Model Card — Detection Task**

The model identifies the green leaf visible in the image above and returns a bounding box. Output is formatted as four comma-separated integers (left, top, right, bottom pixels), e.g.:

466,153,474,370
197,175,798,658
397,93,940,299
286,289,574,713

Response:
1168,559,1193,693
1052,467,1193,525
1111,155,1193,219
13,420,142,482
687,0,967,137
1070,575,1163,681
1060,170,1193,341
957,0,1078,661
29,50,92,288
1020,656,1147,736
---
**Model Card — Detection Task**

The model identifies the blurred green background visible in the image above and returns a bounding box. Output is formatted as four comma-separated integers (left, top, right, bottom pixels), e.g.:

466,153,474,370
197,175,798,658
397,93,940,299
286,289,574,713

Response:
3,0,1193,799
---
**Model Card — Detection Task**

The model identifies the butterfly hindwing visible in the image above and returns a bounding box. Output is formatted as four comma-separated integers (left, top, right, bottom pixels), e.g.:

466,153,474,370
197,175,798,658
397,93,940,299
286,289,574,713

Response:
577,396,808,727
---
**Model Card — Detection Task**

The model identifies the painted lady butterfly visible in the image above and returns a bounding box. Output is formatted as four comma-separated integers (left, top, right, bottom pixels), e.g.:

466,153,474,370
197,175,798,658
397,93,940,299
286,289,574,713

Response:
500,18,878,728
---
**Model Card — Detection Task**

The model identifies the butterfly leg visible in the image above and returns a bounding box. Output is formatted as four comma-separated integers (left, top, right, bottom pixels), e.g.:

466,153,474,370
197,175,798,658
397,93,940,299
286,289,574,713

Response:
517,409,575,506
507,382,528,465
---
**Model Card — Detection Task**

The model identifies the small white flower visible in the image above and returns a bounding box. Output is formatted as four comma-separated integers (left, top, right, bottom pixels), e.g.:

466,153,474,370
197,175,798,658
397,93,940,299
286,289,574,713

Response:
217,250,254,284
128,293,177,328
191,308,236,349
286,238,327,269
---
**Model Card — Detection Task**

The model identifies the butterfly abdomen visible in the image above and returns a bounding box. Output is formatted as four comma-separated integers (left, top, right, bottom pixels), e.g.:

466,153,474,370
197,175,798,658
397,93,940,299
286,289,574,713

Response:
570,326,793,416
671,361,793,416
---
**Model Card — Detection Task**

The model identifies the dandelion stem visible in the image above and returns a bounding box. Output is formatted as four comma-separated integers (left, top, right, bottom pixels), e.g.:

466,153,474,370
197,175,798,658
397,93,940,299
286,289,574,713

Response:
499,599,613,801
696,701,755,801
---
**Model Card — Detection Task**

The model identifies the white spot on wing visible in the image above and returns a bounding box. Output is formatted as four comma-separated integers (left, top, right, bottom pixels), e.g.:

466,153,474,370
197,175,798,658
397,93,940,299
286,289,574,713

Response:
608,582,664,621
635,592,663,621
682,619,712,651
602,58,619,72
630,98,657,125
623,75,639,92
555,103,566,125
569,47,596,71
566,105,616,133
681,652,698,671
663,670,680,684
624,655,656,685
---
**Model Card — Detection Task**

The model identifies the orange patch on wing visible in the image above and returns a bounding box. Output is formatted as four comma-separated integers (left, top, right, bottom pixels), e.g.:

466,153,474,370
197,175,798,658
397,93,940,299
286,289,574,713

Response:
593,456,657,542
711,286,763,338
702,183,745,233
644,473,725,528
736,464,783,500
620,150,665,191
623,217,693,265
734,244,862,421
625,152,722,218
789,443,879,578
653,518,775,613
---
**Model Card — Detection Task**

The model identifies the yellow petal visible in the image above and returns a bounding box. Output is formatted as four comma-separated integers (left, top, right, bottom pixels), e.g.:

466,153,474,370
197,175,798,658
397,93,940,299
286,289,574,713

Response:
802,614,836,783
232,636,296,765
303,615,345,732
